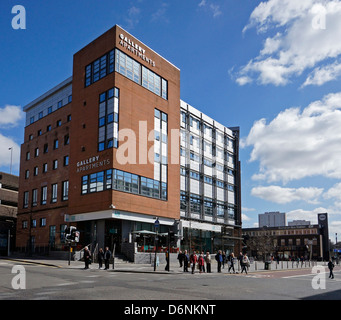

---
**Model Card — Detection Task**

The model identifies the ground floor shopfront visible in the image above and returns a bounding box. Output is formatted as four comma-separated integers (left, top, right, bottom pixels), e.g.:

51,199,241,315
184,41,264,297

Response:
67,210,242,258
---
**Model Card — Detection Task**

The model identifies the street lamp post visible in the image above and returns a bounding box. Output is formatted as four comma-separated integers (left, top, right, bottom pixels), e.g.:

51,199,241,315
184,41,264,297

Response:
8,147,13,175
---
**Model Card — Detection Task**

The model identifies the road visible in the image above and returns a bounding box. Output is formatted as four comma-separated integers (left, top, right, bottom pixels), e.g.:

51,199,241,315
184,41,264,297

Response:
1,258,340,303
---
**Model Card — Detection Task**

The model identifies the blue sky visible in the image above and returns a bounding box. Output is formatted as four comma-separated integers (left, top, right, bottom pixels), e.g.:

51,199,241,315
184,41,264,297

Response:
1,0,341,238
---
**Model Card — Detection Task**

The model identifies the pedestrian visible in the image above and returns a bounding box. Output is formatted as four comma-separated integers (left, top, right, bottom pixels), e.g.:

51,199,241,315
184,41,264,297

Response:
177,250,183,268
104,246,111,270
215,250,223,273
241,253,250,274
222,251,226,269
228,252,235,274
198,253,205,273
83,246,91,269
165,249,169,271
190,250,198,274
328,259,335,279
205,251,211,273
183,250,189,272
98,248,104,269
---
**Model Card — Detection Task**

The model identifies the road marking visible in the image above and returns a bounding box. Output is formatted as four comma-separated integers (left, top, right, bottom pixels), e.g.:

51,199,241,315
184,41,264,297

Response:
56,282,79,286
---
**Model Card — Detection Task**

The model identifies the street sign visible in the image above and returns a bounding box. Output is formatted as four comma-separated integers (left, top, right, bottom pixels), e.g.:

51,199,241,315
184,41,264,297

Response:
154,219,160,229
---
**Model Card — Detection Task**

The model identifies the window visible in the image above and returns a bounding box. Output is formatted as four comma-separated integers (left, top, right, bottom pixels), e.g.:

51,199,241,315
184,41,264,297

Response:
116,49,140,84
48,106,52,114
33,166,38,176
40,218,46,227
23,191,29,208
43,163,47,173
22,220,28,229
53,139,58,150
180,191,187,211
47,125,51,132
62,181,69,201
34,148,39,157
38,129,42,136
25,170,29,179
51,184,58,203
32,189,38,207
44,143,48,153
115,49,168,100
56,120,61,127
53,160,58,170
26,152,30,160
29,134,33,141
41,186,47,205
58,100,63,109
98,87,119,152
64,155,69,166
204,198,213,216
64,135,69,145
31,219,37,228
85,50,114,87
190,194,201,214
30,116,34,124
68,95,72,103
67,114,71,122
217,201,225,217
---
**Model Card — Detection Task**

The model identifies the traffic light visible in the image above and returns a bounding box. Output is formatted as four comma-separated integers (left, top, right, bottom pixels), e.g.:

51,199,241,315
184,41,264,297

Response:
64,226,79,242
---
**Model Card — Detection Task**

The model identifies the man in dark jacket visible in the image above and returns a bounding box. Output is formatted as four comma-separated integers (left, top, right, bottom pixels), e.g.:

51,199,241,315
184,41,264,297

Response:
328,259,335,279
183,250,189,272
104,247,112,270
215,250,223,273
83,246,91,269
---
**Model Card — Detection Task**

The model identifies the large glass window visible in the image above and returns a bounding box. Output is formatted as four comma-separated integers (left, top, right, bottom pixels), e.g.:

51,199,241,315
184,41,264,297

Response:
98,87,119,152
85,50,115,87
115,49,168,100
190,194,202,214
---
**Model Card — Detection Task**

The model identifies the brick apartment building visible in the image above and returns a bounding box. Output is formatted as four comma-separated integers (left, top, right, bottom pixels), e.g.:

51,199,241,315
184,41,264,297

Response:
17,25,242,257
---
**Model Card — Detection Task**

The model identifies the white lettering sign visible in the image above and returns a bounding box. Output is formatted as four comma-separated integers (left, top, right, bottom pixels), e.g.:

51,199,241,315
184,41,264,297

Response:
119,33,156,67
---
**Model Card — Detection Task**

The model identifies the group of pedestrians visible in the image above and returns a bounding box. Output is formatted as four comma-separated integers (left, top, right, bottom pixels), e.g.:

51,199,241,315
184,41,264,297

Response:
83,246,112,270
177,250,250,275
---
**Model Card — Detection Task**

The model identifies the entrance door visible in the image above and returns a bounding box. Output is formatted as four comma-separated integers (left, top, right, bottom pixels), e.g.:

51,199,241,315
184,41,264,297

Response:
105,220,122,254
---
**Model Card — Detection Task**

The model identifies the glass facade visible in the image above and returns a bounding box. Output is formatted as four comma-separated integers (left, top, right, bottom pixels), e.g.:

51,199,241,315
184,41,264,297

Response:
81,168,167,200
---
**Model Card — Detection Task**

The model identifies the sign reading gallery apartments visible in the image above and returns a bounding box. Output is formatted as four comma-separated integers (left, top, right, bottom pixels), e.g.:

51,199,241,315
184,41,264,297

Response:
118,33,156,67
76,155,110,173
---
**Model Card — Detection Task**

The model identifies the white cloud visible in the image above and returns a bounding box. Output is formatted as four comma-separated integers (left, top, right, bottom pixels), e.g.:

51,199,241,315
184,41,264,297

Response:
237,0,341,87
198,0,222,18
242,92,341,183
0,105,23,127
324,182,341,200
251,185,324,204
286,207,327,224
302,61,341,87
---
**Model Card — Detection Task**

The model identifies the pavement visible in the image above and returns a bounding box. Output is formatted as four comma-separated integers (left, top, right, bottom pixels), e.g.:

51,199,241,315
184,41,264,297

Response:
1,255,332,275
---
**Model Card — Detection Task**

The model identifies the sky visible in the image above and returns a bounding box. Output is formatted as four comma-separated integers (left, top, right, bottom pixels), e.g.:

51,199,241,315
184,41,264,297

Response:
1,0,341,240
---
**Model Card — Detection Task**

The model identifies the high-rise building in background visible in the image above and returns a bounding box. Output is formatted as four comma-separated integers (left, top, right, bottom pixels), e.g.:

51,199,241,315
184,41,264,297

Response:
259,211,286,228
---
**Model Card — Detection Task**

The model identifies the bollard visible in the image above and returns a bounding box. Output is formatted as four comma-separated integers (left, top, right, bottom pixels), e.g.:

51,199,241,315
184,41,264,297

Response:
287,260,288,269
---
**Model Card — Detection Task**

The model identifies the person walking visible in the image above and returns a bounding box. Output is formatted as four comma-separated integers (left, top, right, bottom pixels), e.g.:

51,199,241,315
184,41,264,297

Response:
241,253,250,274
205,251,211,273
228,252,236,274
198,253,205,273
165,249,169,271
222,251,226,269
177,250,183,268
215,250,223,273
104,247,111,270
190,250,198,274
98,248,104,269
328,259,335,279
83,246,91,270
183,250,189,272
